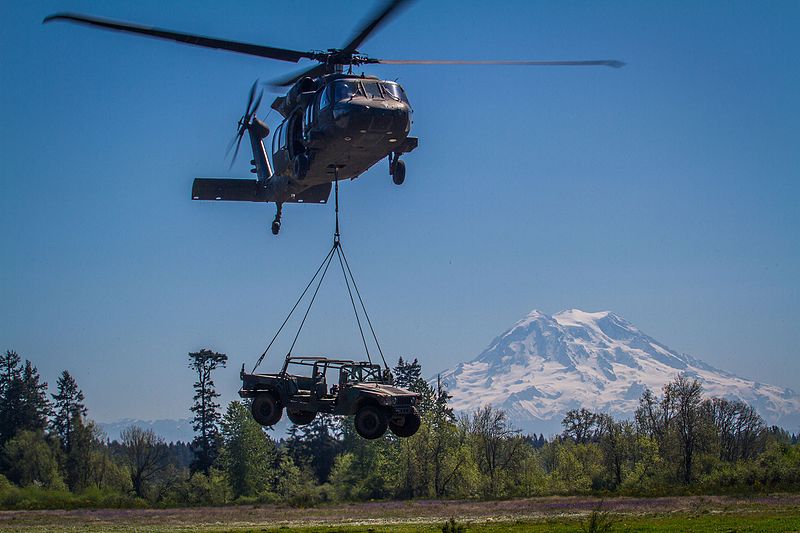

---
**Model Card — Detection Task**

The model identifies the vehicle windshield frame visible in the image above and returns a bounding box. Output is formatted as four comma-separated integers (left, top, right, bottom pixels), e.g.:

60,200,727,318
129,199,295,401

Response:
341,363,383,384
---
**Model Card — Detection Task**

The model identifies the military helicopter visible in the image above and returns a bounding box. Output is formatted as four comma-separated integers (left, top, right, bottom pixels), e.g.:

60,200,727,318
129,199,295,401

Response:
44,1,624,235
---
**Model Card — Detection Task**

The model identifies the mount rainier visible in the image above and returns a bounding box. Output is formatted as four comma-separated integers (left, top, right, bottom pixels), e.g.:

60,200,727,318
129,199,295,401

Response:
438,309,800,435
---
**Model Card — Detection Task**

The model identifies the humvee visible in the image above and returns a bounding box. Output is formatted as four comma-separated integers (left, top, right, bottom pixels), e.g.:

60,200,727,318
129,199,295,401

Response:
239,356,421,439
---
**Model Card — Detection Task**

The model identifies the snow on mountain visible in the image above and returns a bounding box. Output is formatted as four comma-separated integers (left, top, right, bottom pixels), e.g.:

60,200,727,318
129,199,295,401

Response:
97,418,194,443
438,309,800,435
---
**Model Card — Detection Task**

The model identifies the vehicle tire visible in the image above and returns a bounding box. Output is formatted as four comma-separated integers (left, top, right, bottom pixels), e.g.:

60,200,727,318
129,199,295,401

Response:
392,159,406,185
251,393,282,426
354,405,388,440
287,408,316,425
389,412,421,438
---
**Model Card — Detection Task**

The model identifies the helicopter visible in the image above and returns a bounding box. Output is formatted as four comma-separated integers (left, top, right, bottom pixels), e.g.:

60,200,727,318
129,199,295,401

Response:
44,1,624,235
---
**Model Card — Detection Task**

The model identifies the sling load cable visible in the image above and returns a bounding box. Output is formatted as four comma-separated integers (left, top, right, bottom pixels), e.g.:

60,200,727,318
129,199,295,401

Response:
251,170,388,372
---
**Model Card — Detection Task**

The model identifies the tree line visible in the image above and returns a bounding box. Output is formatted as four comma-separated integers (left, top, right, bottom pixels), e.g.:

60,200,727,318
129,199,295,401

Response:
0,349,798,509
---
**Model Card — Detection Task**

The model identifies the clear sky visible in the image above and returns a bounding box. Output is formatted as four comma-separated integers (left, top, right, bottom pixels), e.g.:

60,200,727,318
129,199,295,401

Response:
2,0,798,423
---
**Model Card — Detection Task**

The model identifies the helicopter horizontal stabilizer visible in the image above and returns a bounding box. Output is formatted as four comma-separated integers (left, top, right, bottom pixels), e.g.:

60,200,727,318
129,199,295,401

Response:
192,178,331,204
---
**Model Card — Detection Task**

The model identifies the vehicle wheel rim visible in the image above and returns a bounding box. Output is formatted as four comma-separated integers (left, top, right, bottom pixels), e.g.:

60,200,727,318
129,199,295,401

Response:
362,413,378,432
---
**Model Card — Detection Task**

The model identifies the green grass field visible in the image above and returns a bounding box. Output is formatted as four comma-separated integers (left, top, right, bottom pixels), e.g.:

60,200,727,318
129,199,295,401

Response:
2,494,799,532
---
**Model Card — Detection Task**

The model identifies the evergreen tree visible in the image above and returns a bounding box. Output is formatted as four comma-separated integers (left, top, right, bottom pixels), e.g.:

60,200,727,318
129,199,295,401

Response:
286,414,341,483
0,350,21,397
0,359,50,445
188,349,228,475
0,350,22,447
20,361,51,429
220,401,276,498
432,375,454,423
393,357,435,414
50,370,87,452
64,414,99,491
393,357,421,389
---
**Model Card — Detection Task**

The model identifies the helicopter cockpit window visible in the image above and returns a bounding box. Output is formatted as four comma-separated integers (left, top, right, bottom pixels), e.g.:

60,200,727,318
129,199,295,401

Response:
278,121,288,150
381,82,409,103
319,87,331,110
333,81,360,102
362,81,383,99
272,123,283,153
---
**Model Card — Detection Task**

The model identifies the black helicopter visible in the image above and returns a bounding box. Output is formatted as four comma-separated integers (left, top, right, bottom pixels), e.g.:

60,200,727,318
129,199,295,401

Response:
44,1,624,235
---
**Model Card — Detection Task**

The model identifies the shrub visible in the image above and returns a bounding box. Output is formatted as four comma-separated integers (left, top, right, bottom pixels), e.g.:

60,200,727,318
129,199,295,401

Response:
442,517,466,533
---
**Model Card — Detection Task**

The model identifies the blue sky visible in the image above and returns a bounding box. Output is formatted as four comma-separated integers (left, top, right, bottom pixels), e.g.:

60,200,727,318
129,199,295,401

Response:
2,0,798,423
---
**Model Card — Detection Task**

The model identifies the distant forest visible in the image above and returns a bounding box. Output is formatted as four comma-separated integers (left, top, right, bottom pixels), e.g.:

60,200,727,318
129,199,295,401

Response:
0,348,798,509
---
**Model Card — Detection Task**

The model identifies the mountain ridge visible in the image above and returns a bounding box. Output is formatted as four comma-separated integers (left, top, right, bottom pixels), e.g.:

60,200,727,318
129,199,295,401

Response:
438,309,800,435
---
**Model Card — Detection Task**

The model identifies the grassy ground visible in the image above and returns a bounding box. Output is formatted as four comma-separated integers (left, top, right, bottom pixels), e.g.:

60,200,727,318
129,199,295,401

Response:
1,494,799,532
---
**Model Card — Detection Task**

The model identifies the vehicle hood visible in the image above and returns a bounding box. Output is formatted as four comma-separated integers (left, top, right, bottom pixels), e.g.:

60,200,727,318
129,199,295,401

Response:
350,383,418,396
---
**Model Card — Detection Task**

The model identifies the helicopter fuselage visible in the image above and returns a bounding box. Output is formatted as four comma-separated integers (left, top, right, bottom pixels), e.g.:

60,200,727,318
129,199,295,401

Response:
269,73,417,194
192,73,418,233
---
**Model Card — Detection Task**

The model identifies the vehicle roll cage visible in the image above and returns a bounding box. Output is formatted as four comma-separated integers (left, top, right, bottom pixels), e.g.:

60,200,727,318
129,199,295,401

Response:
279,356,382,377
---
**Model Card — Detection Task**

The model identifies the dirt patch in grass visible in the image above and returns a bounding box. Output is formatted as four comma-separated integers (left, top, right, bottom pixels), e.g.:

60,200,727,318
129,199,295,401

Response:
1,493,799,532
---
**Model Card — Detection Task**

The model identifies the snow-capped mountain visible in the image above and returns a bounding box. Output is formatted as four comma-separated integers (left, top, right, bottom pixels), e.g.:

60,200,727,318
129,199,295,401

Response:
439,309,800,435
97,418,194,443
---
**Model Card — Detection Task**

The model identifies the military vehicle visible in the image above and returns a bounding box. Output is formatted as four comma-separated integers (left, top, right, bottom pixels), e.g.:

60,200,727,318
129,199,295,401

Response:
240,356,421,439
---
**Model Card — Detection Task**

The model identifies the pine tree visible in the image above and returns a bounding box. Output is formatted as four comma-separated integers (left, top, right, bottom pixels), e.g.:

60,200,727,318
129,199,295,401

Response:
432,375,454,423
286,414,341,483
393,357,435,414
0,350,22,446
64,414,98,491
0,359,49,445
220,401,276,498
0,350,21,397
188,349,228,474
20,361,50,428
50,370,87,452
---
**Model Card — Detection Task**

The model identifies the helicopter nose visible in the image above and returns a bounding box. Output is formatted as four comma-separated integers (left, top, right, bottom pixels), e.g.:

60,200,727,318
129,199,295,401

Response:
333,103,409,135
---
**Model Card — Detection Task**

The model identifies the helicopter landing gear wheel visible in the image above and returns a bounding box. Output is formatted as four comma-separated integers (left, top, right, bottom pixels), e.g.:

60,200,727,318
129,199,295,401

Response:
271,202,282,235
391,158,406,185
293,154,309,179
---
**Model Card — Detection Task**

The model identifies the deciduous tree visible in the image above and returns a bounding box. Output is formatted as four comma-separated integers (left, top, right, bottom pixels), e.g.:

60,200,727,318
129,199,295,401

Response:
120,426,168,498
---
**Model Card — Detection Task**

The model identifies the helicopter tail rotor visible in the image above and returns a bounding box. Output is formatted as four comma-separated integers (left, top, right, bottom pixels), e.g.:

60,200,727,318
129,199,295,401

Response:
227,80,264,169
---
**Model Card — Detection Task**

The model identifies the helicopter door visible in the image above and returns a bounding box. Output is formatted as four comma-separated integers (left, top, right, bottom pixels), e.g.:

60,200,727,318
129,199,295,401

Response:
271,121,290,175
304,89,325,141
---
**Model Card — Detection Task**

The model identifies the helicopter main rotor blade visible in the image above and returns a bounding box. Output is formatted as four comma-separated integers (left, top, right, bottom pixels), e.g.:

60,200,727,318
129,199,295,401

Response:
43,13,313,63
267,63,329,88
375,59,625,68
342,0,410,53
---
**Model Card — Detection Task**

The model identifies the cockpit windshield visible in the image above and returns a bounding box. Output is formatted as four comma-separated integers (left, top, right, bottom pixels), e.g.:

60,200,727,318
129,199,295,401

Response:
362,81,383,99
333,81,361,102
381,82,409,103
